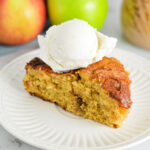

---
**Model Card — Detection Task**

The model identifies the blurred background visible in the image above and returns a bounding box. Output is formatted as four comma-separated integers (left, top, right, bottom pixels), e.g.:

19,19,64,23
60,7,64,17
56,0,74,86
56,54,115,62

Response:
0,0,150,150
0,0,150,59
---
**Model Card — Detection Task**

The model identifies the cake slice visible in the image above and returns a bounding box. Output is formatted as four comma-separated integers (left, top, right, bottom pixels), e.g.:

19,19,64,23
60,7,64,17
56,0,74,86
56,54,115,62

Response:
24,57,132,128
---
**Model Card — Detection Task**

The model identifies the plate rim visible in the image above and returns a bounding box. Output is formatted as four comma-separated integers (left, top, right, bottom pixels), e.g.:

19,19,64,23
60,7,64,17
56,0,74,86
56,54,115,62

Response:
0,48,150,150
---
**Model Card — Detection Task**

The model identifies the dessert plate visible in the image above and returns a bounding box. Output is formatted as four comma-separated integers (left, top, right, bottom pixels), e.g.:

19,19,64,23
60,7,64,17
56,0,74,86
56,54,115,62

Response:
0,48,150,150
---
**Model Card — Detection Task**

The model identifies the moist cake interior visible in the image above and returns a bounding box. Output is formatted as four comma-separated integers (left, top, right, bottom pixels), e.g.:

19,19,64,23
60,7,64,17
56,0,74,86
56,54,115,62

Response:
24,57,132,128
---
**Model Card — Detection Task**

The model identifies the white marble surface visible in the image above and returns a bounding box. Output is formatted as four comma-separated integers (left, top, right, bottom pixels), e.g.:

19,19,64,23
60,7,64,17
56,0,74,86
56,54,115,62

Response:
0,0,150,150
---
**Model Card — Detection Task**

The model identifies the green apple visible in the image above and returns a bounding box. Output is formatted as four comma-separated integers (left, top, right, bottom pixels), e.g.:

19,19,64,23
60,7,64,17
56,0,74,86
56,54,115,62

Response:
47,0,108,30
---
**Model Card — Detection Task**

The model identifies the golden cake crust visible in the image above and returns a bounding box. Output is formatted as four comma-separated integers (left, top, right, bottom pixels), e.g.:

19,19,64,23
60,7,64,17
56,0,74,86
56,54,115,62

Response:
26,57,132,108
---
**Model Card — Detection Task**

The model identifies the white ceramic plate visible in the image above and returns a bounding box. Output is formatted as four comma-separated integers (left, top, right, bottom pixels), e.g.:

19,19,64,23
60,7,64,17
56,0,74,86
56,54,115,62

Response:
0,48,150,150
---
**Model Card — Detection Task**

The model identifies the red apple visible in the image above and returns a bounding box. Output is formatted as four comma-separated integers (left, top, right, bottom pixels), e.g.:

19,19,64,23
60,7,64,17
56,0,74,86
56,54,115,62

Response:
0,0,46,45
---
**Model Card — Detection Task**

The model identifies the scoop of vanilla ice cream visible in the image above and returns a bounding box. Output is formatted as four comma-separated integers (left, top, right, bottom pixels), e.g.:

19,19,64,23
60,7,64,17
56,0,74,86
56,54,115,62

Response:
38,19,117,72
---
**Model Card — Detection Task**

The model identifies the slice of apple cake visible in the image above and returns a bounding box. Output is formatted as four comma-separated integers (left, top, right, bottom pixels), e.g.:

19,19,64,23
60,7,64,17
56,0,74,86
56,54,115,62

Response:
24,57,132,128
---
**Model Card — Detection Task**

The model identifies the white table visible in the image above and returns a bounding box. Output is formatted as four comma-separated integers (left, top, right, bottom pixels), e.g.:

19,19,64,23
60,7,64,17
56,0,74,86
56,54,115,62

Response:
0,0,150,149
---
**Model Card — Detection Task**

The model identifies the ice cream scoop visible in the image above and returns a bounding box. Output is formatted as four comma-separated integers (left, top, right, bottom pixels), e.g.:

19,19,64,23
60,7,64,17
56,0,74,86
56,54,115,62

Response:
38,19,117,72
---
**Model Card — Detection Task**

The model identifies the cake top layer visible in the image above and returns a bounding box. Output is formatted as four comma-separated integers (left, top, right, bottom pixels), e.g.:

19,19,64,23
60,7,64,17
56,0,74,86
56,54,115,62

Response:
26,57,132,108
79,57,132,108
